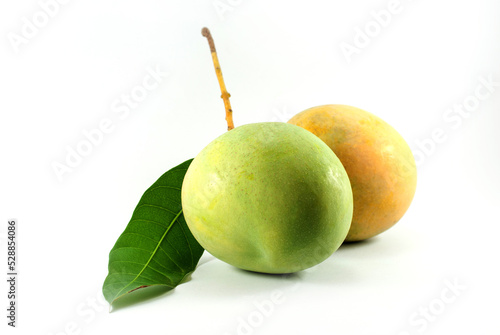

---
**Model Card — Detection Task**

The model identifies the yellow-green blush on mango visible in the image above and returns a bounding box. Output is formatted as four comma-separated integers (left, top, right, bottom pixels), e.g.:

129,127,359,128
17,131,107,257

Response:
181,122,353,274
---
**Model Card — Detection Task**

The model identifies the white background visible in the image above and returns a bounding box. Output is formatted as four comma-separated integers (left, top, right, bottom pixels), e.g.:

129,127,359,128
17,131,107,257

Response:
1,0,500,334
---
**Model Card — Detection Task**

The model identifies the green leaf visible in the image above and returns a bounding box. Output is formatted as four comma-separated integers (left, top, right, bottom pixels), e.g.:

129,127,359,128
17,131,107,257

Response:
102,159,204,306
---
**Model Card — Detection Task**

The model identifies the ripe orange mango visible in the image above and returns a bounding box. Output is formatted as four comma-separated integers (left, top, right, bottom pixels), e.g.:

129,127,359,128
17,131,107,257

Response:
289,105,417,242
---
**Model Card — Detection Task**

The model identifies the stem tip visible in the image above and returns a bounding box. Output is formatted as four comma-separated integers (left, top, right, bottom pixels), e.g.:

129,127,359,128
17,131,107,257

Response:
201,27,216,53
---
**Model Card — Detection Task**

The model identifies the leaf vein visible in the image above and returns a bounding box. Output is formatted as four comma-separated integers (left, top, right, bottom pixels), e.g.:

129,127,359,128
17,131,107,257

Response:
111,209,184,300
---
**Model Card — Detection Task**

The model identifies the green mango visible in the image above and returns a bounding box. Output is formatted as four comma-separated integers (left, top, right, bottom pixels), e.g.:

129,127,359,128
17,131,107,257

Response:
181,122,353,274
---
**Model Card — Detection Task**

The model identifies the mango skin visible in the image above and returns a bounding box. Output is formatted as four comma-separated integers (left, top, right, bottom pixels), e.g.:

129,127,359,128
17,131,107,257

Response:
181,122,353,274
288,105,417,242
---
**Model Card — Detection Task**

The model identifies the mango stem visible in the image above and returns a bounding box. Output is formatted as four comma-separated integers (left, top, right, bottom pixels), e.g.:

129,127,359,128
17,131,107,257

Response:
202,27,235,131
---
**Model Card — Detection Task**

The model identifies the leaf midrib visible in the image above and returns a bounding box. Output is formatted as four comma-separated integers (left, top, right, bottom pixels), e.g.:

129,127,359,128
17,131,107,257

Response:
112,208,184,301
